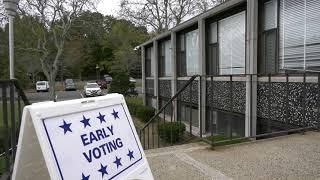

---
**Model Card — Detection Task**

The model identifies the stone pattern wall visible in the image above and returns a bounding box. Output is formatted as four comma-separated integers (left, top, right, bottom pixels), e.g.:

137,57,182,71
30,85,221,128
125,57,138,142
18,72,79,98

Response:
177,80,199,105
257,82,320,127
206,81,246,114
159,80,171,98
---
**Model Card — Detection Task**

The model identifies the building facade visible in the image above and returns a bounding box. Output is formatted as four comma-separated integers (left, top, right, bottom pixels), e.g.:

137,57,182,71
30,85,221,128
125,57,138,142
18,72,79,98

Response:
140,0,320,138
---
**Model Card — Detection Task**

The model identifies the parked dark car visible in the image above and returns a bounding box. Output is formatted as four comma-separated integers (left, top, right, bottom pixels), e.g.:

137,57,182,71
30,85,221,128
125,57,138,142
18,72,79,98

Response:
96,79,108,89
64,79,77,91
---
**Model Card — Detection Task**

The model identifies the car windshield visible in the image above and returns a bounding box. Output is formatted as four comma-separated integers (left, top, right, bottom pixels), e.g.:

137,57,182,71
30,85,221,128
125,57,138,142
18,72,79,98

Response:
37,82,45,85
87,84,99,88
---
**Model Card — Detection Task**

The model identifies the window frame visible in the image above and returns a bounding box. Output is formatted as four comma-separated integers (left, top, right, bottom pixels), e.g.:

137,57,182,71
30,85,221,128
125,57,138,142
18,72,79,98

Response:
205,3,247,76
145,45,154,77
258,0,280,75
158,37,172,77
177,24,199,77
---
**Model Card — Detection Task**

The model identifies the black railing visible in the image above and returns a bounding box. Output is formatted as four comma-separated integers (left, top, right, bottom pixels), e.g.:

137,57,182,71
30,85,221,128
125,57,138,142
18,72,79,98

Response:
141,73,320,150
0,80,30,179
139,75,201,150
204,73,320,148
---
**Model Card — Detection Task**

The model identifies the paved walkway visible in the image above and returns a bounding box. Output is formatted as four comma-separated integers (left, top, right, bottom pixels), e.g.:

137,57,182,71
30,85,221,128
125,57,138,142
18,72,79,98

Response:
145,132,320,180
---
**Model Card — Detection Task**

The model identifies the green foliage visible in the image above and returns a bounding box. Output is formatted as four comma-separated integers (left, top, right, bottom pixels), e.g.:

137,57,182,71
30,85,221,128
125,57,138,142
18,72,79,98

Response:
109,71,135,95
125,97,155,122
1,11,149,85
125,97,143,115
135,106,155,123
159,122,186,143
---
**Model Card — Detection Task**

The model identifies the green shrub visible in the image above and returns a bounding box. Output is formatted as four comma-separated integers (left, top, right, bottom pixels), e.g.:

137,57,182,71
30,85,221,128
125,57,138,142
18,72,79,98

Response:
0,127,11,153
109,72,134,95
125,97,143,116
136,106,155,122
159,122,186,143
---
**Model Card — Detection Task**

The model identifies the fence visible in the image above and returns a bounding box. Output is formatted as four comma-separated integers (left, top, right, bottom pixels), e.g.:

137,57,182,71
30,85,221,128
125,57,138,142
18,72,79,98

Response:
141,73,320,150
0,80,30,179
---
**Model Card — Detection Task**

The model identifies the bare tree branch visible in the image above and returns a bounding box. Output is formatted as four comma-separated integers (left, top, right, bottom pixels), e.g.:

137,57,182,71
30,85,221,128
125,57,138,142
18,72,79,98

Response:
119,0,226,33
18,0,99,100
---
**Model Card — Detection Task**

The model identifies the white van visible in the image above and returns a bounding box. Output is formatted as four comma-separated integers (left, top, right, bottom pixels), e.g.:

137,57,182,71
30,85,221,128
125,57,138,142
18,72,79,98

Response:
36,81,49,92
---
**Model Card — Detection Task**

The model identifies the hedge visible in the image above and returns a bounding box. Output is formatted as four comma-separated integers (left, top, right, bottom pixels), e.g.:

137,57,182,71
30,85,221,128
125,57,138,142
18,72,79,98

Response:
136,106,155,122
159,122,186,143
126,98,155,123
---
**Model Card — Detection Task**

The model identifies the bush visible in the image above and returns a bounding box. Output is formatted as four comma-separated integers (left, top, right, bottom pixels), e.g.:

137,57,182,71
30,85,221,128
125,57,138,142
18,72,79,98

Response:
126,97,143,116
109,72,134,95
136,106,155,122
0,127,11,153
159,122,186,143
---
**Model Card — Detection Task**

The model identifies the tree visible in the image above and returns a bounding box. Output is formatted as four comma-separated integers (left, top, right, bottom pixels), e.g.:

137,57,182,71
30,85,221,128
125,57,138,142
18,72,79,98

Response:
104,19,148,77
18,0,98,100
119,0,226,33
0,1,7,26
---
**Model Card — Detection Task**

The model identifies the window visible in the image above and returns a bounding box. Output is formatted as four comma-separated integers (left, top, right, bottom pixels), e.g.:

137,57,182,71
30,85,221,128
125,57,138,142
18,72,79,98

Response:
218,11,246,75
207,22,218,75
145,46,155,77
159,40,172,77
259,0,278,74
186,30,199,75
264,0,277,30
177,29,199,76
280,0,320,71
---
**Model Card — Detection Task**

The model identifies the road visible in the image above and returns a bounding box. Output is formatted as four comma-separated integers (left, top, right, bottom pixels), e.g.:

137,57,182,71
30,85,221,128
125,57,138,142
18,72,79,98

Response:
26,90,84,103
25,86,141,103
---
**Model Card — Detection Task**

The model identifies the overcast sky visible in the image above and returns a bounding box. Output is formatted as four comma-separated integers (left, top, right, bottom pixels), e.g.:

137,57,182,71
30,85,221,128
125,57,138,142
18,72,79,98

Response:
97,0,121,16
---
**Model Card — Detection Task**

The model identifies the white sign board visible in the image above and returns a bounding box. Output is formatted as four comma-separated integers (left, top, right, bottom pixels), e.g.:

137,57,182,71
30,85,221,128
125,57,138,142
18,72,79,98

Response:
12,94,153,180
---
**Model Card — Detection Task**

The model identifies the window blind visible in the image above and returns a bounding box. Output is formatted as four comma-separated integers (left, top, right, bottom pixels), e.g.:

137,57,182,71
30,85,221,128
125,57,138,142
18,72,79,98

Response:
218,11,246,75
280,0,320,71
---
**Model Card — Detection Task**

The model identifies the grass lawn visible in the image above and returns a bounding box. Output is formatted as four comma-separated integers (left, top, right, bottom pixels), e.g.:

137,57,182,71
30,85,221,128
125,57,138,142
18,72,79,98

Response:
205,134,250,147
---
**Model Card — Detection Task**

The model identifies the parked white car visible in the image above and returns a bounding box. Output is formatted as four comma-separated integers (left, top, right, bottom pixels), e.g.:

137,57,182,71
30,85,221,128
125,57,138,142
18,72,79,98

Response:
129,77,137,83
84,82,102,97
36,81,49,92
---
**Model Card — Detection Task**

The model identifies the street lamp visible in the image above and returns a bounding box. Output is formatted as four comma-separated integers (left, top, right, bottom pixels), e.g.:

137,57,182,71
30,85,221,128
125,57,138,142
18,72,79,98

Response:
4,0,19,79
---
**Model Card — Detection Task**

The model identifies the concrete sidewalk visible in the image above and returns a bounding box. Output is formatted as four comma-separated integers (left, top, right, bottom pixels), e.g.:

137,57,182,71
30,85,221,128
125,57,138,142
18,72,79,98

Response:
145,132,320,180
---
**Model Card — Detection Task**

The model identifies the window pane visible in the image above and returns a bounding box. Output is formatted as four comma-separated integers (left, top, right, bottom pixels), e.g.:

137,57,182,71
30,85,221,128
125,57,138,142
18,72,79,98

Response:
279,0,305,70
180,34,185,51
151,47,155,76
207,44,218,75
306,0,320,70
219,11,246,75
209,22,217,44
279,0,320,71
264,0,277,30
145,47,152,77
186,29,199,76
164,40,172,76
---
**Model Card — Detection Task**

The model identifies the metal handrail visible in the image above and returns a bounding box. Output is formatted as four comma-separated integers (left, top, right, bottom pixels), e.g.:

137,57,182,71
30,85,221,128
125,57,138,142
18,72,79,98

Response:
0,79,30,179
140,75,200,132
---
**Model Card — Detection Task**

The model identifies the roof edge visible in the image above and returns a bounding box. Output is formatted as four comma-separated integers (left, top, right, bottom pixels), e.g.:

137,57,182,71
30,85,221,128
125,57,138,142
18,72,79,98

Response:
139,0,246,47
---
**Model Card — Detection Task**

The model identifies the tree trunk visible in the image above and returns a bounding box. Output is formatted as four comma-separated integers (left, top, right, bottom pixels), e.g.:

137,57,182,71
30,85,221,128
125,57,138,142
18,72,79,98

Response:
49,74,56,101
